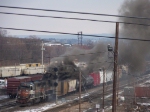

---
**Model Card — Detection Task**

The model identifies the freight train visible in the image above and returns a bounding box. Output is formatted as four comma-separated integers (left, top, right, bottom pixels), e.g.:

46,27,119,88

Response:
16,76,93,105
15,70,113,105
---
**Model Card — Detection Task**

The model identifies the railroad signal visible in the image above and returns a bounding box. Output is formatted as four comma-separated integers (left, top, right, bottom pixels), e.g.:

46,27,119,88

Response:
53,74,58,80
107,44,113,58
53,67,58,72
54,82,58,87
107,44,113,51
43,73,53,79
48,80,53,86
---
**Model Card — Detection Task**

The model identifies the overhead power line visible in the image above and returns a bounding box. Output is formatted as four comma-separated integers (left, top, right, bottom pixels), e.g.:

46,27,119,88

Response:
0,11,150,27
0,5,150,20
46,51,106,58
0,51,106,62
1,27,150,42
0,41,42,46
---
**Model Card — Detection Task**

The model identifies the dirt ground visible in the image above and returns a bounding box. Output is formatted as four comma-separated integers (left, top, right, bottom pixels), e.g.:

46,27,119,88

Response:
58,103,125,112
58,102,93,112
106,106,125,112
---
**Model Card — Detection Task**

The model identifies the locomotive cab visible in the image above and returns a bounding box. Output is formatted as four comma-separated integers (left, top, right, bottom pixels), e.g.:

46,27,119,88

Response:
16,82,35,105
16,80,51,106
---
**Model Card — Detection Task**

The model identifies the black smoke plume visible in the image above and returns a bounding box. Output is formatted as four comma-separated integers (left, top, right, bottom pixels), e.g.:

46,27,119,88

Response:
48,41,114,78
119,0,150,74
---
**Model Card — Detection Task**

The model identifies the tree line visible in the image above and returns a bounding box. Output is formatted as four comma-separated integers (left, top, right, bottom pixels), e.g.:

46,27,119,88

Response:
0,30,66,67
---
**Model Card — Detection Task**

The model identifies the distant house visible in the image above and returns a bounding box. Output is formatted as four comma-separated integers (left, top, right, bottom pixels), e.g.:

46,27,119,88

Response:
44,42,62,46
63,44,72,47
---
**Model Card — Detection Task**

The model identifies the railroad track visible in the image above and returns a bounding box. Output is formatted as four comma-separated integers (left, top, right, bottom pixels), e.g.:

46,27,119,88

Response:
42,74,150,112
0,100,17,112
0,98,9,104
1,74,149,112
85,75,150,112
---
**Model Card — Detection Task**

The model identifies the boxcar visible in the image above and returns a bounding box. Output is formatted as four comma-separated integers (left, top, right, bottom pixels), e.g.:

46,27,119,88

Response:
90,72,100,86
56,79,77,96
135,86,150,97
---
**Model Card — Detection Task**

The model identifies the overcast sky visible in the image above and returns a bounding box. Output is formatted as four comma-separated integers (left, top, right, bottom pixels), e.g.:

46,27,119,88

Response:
0,0,125,35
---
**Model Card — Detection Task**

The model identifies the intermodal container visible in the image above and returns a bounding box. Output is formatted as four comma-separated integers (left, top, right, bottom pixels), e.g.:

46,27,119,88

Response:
0,67,21,77
23,66,44,75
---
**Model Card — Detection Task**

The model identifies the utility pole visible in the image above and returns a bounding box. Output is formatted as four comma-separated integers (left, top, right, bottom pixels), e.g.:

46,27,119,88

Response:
117,66,119,106
47,55,51,66
41,41,45,73
103,67,105,112
78,32,83,46
81,32,82,46
53,67,58,104
42,41,43,66
56,71,58,104
47,56,51,66
133,75,136,105
112,22,119,112
49,53,51,66
79,70,81,112
78,33,79,46
15,63,16,76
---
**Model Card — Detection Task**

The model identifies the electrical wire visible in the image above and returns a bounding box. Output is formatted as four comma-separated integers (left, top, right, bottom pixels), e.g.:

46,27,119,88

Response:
1,27,150,42
0,11,150,27
0,40,42,46
0,51,106,62
46,51,106,58
0,5,150,20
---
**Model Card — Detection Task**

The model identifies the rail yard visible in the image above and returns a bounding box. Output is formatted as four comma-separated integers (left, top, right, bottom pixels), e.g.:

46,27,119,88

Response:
1,0,150,112
0,48,150,112
0,72,150,112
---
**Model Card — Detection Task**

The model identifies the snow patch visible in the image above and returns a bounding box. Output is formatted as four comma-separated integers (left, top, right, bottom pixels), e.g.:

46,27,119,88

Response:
0,95,8,100
15,103,56,112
